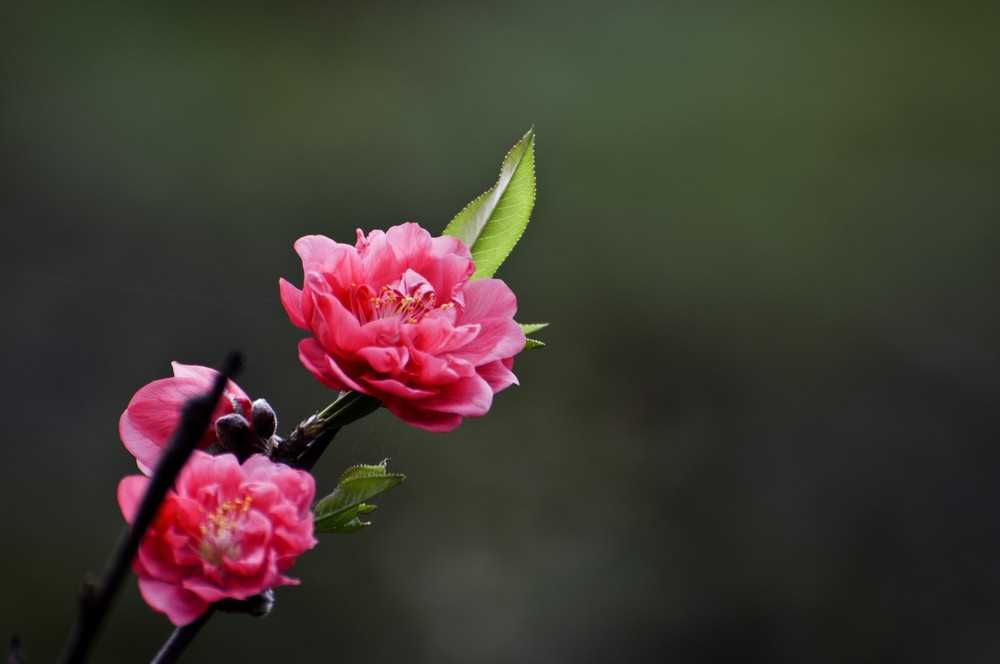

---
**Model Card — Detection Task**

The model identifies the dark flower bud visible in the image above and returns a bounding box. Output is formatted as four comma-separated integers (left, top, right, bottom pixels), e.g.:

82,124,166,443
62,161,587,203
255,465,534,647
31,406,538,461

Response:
251,398,277,439
215,413,268,460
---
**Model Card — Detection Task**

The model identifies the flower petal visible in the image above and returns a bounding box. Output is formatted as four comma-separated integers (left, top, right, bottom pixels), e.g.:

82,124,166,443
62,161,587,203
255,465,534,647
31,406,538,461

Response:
308,285,369,353
414,373,494,417
451,317,525,366
171,362,251,409
356,346,408,374
382,399,464,432
117,475,149,524
477,359,520,393
138,578,209,626
386,222,433,264
458,278,518,323
298,338,365,392
279,278,308,330
363,376,436,400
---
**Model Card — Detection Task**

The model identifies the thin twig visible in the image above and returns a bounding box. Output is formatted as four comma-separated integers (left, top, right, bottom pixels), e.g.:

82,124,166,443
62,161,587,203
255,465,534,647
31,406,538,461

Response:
58,352,243,664
7,636,24,664
296,392,381,470
148,608,214,664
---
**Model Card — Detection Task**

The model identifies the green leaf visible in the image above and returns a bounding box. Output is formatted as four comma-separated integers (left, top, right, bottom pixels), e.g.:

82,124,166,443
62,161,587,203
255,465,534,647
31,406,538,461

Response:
313,461,405,534
519,322,549,335
320,503,379,533
444,128,536,280
524,338,546,350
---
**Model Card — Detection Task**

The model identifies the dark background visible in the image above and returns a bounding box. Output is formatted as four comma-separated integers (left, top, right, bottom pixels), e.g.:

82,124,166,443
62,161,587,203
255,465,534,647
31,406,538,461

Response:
3,2,1000,662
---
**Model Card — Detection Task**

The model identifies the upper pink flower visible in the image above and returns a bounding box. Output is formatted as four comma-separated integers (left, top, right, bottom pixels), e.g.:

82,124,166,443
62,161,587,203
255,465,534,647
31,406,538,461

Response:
120,363,253,474
118,451,317,626
279,223,525,432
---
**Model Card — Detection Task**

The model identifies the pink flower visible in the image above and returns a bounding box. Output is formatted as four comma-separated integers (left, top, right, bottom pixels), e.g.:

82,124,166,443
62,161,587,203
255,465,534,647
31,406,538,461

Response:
119,363,254,474
279,223,526,432
118,451,317,626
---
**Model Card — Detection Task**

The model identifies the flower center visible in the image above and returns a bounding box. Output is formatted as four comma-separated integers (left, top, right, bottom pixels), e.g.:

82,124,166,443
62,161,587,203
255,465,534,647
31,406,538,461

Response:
352,270,453,325
370,285,443,323
197,495,252,564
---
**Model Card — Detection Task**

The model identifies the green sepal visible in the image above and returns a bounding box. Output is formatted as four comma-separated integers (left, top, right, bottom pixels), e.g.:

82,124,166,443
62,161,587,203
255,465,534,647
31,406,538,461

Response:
519,322,548,350
519,322,549,335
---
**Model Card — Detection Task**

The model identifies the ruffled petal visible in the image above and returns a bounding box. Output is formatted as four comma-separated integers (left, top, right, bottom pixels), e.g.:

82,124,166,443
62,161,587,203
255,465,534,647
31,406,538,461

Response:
294,235,345,272
307,284,369,353
363,376,436,400
298,338,365,392
451,317,525,366
386,222,433,266
119,408,166,475
179,577,231,603
176,452,243,503
138,578,209,626
359,228,405,288
382,399,464,432
279,278,308,330
458,278,518,323
120,376,207,472
117,475,149,524
477,359,520,393
171,362,251,410
356,346,408,374
413,373,494,417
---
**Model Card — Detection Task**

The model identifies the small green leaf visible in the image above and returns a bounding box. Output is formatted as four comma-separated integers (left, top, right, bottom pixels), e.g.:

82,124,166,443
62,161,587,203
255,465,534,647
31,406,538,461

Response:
337,462,397,484
444,128,536,280
320,503,378,532
313,461,405,534
519,322,549,335
520,323,548,350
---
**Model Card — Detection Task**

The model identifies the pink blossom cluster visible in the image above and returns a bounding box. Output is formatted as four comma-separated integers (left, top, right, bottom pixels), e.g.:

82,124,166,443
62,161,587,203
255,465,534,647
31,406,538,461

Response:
115,222,527,625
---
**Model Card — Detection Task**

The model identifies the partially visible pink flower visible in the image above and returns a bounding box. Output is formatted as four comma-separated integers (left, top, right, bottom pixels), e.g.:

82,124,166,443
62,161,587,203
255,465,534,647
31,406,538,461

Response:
119,363,253,474
279,222,526,432
118,451,317,626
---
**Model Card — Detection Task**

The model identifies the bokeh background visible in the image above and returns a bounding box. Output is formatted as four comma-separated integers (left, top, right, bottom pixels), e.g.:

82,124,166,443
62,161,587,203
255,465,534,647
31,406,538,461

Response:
3,2,1000,662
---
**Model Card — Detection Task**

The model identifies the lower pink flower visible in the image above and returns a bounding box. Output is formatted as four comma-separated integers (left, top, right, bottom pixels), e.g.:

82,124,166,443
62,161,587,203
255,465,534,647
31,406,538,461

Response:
118,451,317,626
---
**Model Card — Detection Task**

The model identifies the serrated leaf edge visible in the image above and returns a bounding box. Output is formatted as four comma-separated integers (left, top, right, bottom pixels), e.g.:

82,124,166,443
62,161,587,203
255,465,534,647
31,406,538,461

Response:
443,128,537,280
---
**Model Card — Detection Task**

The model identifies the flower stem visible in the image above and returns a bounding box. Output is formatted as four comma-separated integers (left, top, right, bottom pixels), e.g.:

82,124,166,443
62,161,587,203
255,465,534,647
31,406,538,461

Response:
58,353,243,664
296,392,381,470
273,391,381,469
148,609,214,664
315,391,381,427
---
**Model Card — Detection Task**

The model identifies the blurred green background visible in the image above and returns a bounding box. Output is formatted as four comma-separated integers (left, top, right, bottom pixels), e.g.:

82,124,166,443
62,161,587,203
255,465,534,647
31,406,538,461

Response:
3,2,1000,662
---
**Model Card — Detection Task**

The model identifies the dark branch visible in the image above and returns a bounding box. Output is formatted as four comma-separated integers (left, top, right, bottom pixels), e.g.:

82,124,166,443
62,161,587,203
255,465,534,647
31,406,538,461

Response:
8,636,24,664
277,391,381,470
148,609,214,664
59,352,243,664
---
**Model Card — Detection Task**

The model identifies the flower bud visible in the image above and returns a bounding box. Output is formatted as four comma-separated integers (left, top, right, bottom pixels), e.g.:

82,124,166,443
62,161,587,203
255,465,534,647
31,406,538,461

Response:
215,413,268,460
250,398,277,439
